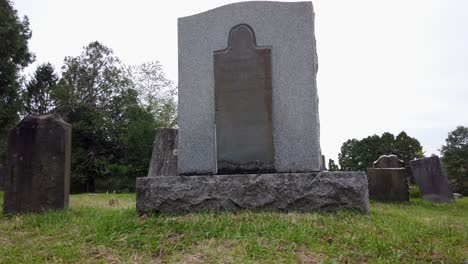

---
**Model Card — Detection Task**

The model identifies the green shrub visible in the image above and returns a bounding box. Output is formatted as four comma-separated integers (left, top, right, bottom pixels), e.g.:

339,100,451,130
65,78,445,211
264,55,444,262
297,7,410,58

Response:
409,185,421,198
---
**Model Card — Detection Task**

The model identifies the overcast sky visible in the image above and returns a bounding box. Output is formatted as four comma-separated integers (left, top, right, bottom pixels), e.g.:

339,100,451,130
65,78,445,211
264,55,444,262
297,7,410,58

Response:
12,0,468,163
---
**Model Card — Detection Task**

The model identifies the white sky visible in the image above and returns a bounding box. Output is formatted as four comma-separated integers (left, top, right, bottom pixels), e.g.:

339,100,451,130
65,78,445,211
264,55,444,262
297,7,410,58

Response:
12,0,468,164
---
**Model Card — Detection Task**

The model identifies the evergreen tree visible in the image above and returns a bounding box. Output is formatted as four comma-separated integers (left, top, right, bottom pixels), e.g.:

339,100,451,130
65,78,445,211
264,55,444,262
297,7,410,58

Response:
24,63,58,115
0,0,34,161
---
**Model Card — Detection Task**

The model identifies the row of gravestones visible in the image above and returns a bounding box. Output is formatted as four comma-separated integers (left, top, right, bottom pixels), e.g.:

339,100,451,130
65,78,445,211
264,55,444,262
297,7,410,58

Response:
367,154,455,203
149,129,458,204
1,115,458,215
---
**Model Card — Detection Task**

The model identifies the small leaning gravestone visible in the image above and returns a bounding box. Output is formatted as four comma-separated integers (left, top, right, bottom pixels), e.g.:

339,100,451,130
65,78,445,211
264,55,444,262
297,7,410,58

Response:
410,156,454,203
3,115,71,214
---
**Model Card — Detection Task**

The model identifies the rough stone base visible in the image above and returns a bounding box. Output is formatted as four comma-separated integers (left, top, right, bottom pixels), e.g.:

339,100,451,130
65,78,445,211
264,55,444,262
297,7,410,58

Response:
136,171,369,214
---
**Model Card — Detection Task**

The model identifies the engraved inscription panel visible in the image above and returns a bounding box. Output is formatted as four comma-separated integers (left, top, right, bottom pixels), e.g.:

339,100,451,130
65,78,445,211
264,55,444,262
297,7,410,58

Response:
214,24,274,173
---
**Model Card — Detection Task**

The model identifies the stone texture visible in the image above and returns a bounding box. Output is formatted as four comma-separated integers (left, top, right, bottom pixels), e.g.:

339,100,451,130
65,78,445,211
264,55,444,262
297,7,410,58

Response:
147,128,178,177
3,115,71,214
367,168,409,202
373,154,404,168
0,164,4,191
178,1,321,174
215,24,273,174
410,156,455,203
320,155,326,170
136,171,369,214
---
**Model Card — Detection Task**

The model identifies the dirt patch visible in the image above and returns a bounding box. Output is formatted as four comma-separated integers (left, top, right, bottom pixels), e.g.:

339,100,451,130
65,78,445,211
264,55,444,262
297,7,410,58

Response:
295,248,326,264
80,245,123,263
168,239,237,264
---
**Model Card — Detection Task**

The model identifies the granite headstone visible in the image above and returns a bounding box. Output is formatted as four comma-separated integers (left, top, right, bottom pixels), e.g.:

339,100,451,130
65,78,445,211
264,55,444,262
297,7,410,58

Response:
136,1,370,214
147,128,178,177
410,156,454,203
3,115,71,214
177,1,321,174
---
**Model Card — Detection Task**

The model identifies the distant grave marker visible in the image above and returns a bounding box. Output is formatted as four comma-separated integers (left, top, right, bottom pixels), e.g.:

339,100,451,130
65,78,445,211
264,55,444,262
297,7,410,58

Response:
410,156,454,203
367,155,409,202
373,154,404,168
147,128,178,177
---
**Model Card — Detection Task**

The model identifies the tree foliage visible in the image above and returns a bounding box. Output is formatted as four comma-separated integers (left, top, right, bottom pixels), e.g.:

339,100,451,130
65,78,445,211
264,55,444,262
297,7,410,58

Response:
1,2,177,192
128,61,177,127
338,131,424,173
441,126,468,195
55,41,128,115
24,63,58,115
0,0,34,162
328,159,339,171
51,42,176,193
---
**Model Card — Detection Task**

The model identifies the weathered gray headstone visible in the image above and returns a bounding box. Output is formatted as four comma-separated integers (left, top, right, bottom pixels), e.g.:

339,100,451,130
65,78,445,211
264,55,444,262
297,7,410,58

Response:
0,164,4,191
178,1,321,174
320,155,327,171
410,156,455,203
215,24,274,174
147,128,178,176
3,115,71,214
367,168,409,202
137,171,369,214
373,154,404,168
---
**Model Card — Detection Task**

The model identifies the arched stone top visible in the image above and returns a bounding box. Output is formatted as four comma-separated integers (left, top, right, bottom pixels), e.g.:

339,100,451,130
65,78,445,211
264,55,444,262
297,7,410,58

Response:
228,24,257,50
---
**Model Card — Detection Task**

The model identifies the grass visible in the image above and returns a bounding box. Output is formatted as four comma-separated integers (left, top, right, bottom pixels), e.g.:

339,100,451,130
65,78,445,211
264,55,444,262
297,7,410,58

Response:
0,192,467,263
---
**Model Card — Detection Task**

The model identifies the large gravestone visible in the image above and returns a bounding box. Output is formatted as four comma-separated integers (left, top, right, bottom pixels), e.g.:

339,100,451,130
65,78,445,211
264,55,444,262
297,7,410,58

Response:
3,115,71,214
136,1,369,214
147,128,178,177
214,24,273,173
177,1,321,174
410,156,454,203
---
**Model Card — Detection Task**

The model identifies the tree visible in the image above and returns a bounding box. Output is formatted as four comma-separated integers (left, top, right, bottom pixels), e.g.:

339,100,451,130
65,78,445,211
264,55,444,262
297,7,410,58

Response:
441,126,468,195
54,41,128,115
24,63,58,115
55,42,177,193
128,61,177,127
55,42,131,192
0,0,34,161
338,132,423,172
328,159,339,171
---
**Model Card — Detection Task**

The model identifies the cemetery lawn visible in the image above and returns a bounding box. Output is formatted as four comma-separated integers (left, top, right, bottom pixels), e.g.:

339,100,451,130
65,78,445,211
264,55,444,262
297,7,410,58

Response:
0,192,467,263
